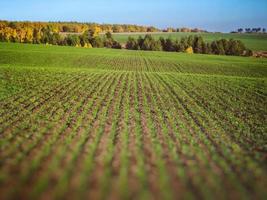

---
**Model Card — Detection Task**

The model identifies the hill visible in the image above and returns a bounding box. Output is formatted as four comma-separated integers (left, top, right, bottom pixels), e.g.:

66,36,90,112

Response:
0,43,266,199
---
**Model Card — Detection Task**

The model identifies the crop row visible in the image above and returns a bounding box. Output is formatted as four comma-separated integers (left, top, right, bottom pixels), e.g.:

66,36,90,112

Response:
0,69,266,199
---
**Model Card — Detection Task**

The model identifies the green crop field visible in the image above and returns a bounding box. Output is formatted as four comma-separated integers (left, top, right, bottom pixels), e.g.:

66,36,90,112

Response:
0,42,267,200
108,32,267,51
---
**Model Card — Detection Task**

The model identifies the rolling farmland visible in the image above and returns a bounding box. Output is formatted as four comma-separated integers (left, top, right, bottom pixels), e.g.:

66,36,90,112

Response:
0,43,267,200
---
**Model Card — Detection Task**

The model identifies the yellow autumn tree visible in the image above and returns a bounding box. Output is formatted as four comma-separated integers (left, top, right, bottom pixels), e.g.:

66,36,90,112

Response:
0,27,16,42
84,43,92,48
185,46,194,54
24,28,34,43
92,26,101,37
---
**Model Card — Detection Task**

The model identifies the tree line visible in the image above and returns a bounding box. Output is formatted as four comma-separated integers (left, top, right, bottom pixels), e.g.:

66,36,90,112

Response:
0,22,122,49
0,20,208,34
126,35,253,56
163,27,207,33
0,20,159,34
0,21,252,57
233,27,266,34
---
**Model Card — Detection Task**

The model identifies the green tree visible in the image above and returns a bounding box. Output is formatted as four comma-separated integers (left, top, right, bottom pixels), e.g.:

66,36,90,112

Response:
165,37,174,51
141,34,152,50
228,39,245,56
220,39,230,55
159,37,167,51
126,37,139,50
137,36,144,49
105,31,112,39
103,32,114,48
150,40,162,51
50,33,61,45
179,37,189,52
40,27,52,44
193,36,205,53
112,41,122,49
90,36,104,48
172,40,180,52
33,28,41,44
62,25,72,32
79,34,89,47
65,35,80,46
211,40,225,55
203,43,212,54
187,35,194,47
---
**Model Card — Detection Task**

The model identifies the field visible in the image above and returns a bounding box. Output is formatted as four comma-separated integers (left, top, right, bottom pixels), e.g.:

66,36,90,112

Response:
0,42,267,200
107,32,267,51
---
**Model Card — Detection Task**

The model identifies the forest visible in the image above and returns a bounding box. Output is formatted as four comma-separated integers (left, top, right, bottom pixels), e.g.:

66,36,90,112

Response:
0,20,253,56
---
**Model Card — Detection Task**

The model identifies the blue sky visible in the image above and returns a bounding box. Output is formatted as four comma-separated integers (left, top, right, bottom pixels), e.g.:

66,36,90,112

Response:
1,0,267,32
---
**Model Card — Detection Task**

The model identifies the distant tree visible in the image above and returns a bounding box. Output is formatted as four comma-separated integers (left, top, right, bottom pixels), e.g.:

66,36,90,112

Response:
83,26,101,40
173,40,180,52
126,37,139,50
150,40,162,51
79,34,90,47
33,28,41,44
137,36,144,49
103,32,121,49
65,34,80,46
0,27,11,42
245,28,251,33
211,41,222,55
220,39,230,55
185,47,193,54
187,35,194,47
62,25,71,32
83,43,93,48
218,40,227,55
111,41,122,49
105,31,112,39
81,28,103,48
113,25,123,33
23,28,34,43
179,37,189,52
103,32,114,48
50,33,61,45
237,28,243,33
59,37,67,46
8,22,17,29
228,39,245,56
104,38,113,48
141,34,153,50
263,28,266,33
181,28,191,32
126,34,162,51
203,43,212,54
252,28,257,33
147,27,154,32
90,36,103,48
166,28,175,32
193,36,205,54
40,27,52,44
159,37,167,50
165,37,174,51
